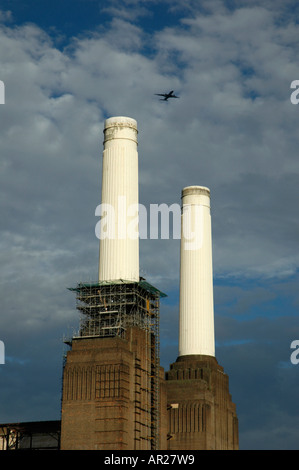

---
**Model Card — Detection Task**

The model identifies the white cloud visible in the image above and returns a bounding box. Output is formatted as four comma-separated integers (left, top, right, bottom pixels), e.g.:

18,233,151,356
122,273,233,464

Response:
2,4,299,337
0,4,298,301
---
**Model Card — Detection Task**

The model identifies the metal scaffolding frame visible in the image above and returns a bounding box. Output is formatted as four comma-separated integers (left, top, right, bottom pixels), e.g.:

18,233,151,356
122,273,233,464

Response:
67,279,166,450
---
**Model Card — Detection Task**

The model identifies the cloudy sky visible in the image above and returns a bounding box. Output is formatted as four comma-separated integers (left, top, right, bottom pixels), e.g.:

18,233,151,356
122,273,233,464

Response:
0,0,299,450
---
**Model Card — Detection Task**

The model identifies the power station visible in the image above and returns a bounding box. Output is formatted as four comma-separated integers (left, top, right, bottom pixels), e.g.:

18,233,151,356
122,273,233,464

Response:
0,116,238,451
60,116,238,450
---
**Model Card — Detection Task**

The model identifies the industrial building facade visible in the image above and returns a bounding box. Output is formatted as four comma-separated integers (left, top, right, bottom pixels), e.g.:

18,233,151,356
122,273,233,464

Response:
60,330,238,450
61,280,166,450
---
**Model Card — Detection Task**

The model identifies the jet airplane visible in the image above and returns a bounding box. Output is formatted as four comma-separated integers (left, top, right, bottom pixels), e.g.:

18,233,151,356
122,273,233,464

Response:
155,90,179,101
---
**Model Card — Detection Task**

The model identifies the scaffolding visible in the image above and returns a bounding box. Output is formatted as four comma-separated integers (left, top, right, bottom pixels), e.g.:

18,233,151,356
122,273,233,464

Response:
67,279,166,450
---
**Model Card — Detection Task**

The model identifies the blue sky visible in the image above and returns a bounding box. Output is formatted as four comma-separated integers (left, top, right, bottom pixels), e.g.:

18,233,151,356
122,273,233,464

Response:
0,0,299,450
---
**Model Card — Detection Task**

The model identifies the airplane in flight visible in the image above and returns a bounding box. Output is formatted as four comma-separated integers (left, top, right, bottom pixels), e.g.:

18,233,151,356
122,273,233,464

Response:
155,90,180,101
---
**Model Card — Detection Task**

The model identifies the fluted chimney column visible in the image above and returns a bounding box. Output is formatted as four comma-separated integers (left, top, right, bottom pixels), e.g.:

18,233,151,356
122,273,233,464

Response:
179,186,215,357
98,116,139,282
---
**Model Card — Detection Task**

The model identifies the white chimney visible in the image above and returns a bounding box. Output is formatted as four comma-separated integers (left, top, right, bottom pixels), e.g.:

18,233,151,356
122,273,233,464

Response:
179,186,215,357
98,116,139,282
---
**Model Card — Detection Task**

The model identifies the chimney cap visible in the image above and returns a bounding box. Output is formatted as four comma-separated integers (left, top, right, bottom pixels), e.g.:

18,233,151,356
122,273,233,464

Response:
104,116,137,131
181,186,210,199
